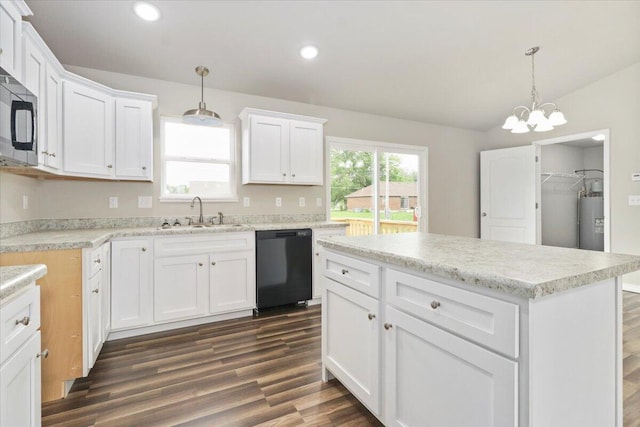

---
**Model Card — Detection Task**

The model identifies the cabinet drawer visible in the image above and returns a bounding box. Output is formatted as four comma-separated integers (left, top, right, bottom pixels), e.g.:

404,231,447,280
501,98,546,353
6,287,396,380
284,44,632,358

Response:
322,252,380,298
154,232,254,257
1,286,40,365
88,247,104,278
386,268,519,358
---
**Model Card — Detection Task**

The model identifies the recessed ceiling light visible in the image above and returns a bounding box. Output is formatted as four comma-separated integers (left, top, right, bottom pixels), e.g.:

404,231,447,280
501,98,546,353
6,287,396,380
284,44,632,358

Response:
592,134,606,141
134,2,160,22
299,45,319,60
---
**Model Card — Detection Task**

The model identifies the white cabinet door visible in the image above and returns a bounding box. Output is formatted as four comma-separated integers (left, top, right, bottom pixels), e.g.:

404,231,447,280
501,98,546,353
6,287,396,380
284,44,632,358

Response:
289,120,323,185
0,1,23,79
209,250,255,314
111,239,153,330
101,243,111,338
0,331,41,427
323,279,380,415
86,272,102,368
154,255,209,322
63,80,114,177
22,35,46,167
43,62,62,169
480,145,538,244
246,115,289,183
115,98,152,180
312,228,346,299
384,306,517,427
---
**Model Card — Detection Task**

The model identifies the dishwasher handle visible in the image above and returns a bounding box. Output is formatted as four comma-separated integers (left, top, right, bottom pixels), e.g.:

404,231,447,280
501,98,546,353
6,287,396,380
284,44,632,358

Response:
275,231,298,238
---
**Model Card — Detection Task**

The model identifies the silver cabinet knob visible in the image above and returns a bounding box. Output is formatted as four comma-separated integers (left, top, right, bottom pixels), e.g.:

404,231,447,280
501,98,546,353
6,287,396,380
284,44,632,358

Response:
384,323,393,330
211,261,216,266
0,48,3,55
341,269,349,275
142,247,147,252
92,288,99,294
15,316,30,326
481,212,487,217
37,349,49,359
292,173,296,177
198,262,203,267
315,252,319,256
50,152,56,157
430,301,441,309
94,257,101,264
142,166,147,170
368,313,376,320
282,173,287,176
107,164,113,168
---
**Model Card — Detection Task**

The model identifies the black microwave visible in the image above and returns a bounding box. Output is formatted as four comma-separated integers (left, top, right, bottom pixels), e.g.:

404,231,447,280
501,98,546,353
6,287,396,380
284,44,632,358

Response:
0,66,38,167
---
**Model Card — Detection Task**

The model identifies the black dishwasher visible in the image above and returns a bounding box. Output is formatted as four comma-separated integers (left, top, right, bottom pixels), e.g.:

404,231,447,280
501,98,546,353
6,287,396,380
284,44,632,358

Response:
255,229,312,313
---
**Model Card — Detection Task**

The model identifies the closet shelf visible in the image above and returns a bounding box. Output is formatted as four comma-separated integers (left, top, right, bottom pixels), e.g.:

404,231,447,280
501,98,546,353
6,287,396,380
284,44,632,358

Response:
541,172,584,188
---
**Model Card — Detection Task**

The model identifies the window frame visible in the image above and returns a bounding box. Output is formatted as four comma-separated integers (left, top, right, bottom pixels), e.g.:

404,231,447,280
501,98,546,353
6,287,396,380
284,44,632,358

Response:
159,116,238,202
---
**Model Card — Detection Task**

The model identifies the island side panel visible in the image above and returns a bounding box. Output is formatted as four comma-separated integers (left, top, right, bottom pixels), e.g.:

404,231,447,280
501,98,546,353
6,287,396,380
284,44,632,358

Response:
528,278,619,427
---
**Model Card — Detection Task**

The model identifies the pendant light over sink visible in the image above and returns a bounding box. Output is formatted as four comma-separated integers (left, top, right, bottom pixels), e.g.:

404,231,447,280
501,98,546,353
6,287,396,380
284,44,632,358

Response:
502,46,567,134
183,66,222,126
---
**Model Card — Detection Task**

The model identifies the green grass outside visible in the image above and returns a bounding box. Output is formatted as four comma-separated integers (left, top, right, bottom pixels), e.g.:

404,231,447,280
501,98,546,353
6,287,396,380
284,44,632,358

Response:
330,210,415,221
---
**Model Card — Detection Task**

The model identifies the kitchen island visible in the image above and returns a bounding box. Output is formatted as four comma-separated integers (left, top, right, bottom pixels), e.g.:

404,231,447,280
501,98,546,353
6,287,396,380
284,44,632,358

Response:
318,233,640,427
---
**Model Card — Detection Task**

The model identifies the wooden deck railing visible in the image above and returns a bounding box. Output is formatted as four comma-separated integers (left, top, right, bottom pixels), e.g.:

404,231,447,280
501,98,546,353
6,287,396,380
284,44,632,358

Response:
331,218,418,236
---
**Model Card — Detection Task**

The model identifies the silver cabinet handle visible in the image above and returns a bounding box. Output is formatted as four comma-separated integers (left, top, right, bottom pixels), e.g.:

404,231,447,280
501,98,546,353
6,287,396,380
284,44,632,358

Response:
341,269,349,275
37,349,49,359
211,261,216,266
92,288,99,294
15,316,30,326
481,212,487,217
142,166,147,170
430,301,441,309
42,151,49,156
107,164,113,168
384,323,393,330
50,152,56,157
368,313,376,320
141,247,147,252
0,48,3,55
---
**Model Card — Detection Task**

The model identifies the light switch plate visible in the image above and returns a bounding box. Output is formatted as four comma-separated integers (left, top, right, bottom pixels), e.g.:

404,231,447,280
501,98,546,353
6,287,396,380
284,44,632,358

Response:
632,172,640,182
299,197,305,207
138,196,152,209
275,197,282,207
243,197,250,207
316,197,322,207
109,196,118,209
22,195,28,210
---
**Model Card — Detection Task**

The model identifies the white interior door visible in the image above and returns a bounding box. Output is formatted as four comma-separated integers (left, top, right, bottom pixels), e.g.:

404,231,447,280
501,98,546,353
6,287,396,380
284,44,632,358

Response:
481,145,538,244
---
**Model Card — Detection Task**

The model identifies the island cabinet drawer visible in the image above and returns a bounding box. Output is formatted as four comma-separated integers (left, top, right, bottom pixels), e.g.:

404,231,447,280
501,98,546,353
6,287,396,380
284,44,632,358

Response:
322,252,380,298
386,268,519,358
1,285,40,365
154,232,255,257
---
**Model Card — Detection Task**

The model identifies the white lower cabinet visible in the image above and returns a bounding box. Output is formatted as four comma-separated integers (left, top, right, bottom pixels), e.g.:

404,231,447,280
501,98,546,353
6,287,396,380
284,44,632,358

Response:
84,242,111,373
312,228,346,299
86,272,102,367
111,239,153,330
209,250,255,314
154,254,209,322
384,306,517,427
322,278,380,415
0,331,41,427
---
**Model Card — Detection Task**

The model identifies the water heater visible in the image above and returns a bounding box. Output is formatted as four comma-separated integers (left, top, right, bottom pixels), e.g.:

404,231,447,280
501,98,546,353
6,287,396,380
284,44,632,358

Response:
579,196,604,251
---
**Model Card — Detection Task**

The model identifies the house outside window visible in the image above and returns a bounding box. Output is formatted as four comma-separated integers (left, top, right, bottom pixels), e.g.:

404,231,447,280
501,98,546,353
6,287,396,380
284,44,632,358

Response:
400,196,410,210
160,116,237,201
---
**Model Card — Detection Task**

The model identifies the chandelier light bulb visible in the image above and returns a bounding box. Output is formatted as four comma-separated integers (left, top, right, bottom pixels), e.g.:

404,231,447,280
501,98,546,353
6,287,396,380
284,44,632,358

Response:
533,117,554,132
548,110,567,126
527,109,545,126
502,114,518,130
511,120,530,134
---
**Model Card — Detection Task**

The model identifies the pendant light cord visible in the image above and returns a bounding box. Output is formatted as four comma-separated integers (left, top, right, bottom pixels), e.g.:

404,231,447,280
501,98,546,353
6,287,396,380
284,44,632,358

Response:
530,51,538,106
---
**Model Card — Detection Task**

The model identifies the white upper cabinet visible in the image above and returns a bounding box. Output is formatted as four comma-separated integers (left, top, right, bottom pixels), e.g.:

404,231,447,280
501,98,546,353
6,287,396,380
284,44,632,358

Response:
115,98,153,180
63,79,115,177
44,62,62,169
240,108,327,185
0,0,30,80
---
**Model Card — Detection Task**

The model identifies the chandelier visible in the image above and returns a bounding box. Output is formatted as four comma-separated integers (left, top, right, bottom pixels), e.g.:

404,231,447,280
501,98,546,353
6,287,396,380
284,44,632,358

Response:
502,46,567,133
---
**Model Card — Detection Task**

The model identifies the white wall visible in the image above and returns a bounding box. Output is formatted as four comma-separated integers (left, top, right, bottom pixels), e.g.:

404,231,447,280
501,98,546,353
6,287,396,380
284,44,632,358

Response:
485,62,640,286
0,66,486,237
0,172,41,223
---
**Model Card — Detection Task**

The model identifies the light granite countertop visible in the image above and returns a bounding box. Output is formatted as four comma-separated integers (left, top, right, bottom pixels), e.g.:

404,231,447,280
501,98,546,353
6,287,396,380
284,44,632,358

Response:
0,264,47,302
0,222,347,253
318,233,640,299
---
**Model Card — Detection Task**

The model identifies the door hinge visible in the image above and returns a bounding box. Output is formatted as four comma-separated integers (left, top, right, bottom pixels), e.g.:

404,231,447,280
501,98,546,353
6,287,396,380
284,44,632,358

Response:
536,202,539,209
535,155,539,162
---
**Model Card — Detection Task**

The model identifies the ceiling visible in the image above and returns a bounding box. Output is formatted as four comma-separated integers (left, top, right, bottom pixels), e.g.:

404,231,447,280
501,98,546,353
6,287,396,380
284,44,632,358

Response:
25,1,640,132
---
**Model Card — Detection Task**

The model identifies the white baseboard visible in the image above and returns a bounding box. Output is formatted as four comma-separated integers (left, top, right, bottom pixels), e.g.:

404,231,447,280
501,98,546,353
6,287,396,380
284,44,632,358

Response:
623,283,640,294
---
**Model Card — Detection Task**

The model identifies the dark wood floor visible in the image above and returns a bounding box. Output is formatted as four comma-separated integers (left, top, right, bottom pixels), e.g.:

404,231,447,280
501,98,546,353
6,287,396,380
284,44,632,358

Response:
43,293,640,427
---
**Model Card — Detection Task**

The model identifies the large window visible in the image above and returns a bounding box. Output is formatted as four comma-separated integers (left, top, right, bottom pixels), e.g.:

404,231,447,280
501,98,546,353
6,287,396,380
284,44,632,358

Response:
327,137,427,236
160,117,236,201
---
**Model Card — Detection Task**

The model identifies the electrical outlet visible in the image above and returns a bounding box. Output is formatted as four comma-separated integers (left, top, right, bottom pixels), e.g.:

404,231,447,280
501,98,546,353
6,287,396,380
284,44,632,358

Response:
275,197,282,207
22,195,28,210
138,196,152,209
632,172,640,182
243,197,250,207
629,195,640,206
109,196,118,209
316,197,322,207
299,197,305,207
